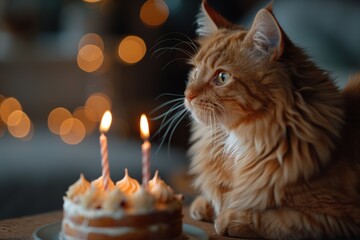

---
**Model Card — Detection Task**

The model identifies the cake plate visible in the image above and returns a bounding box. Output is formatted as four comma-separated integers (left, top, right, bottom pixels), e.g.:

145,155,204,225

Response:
33,222,209,240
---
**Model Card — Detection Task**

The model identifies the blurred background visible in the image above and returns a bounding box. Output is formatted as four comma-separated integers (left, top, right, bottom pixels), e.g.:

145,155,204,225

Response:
0,0,359,219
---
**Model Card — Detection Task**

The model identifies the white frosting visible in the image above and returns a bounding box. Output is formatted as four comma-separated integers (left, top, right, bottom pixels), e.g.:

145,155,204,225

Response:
80,186,106,209
128,187,155,213
148,171,174,203
102,188,126,211
64,197,181,222
64,198,127,219
66,174,90,201
63,173,182,218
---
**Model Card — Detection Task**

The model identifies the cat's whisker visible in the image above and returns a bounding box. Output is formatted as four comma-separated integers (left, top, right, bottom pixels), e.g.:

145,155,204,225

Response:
151,33,197,77
158,106,182,132
160,32,198,52
151,38,191,50
152,35,196,50
161,58,189,71
160,107,187,132
170,40,197,54
155,93,184,100
152,32,197,52
150,98,184,115
151,100,185,131
151,36,197,60
151,103,184,121
175,32,198,52
165,110,189,154
151,102,185,139
156,108,188,153
150,100,184,138
152,38,196,52
153,46,194,60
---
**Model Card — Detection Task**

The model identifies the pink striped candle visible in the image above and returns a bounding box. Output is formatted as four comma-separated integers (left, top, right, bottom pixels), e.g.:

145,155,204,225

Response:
140,114,151,187
99,111,112,191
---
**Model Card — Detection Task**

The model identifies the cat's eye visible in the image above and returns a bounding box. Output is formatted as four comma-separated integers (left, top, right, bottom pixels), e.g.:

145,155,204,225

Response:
216,71,231,85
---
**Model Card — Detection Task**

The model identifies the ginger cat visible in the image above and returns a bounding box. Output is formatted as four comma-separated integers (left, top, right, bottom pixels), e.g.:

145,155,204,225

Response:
185,1,360,238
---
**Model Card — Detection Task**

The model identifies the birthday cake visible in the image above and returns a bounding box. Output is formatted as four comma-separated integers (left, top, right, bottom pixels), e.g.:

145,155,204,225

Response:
60,170,183,240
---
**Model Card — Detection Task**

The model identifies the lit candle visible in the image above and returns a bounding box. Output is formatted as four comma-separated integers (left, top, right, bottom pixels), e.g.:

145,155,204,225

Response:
140,114,151,187
99,111,112,191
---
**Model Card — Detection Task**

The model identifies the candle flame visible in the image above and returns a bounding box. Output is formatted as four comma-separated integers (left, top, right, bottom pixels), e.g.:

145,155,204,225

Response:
140,114,150,139
100,111,112,133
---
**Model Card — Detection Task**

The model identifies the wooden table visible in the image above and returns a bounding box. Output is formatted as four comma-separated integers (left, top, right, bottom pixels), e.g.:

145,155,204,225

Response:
0,207,236,240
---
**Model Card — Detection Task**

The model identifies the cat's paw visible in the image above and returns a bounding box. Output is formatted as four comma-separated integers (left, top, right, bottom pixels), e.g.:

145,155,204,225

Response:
215,209,259,238
189,196,214,222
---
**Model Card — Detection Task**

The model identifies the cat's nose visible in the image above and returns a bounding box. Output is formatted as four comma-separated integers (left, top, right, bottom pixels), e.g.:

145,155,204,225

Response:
185,90,197,102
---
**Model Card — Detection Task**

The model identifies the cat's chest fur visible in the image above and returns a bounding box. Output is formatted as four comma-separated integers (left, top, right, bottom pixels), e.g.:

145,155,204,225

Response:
189,122,283,214
189,124,246,214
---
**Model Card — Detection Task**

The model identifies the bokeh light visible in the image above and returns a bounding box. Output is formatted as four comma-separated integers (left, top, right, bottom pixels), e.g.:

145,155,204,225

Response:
85,93,111,122
7,110,23,127
118,35,146,64
140,0,169,27
7,110,32,139
77,44,104,73
60,118,86,145
48,107,72,135
73,106,97,135
20,123,34,141
95,51,111,74
78,33,104,51
0,97,22,124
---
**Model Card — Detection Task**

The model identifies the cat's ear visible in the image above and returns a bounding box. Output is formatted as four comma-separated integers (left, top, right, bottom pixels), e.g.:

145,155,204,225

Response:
244,5,284,61
196,0,233,36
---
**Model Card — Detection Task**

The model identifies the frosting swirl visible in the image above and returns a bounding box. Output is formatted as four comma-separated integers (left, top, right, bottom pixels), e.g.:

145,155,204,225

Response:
91,176,115,191
148,171,174,203
128,187,155,212
81,186,106,209
102,188,126,211
66,174,90,201
116,168,140,195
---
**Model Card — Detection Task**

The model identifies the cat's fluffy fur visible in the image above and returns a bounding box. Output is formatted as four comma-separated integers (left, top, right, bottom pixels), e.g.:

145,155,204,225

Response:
185,1,360,238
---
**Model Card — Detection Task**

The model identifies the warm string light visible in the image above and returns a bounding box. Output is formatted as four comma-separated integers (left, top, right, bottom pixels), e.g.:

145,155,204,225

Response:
140,0,169,27
77,44,104,73
60,118,86,145
0,96,32,140
77,33,105,73
78,33,104,51
118,36,146,64
73,106,97,135
47,92,111,145
0,97,22,124
85,93,112,122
